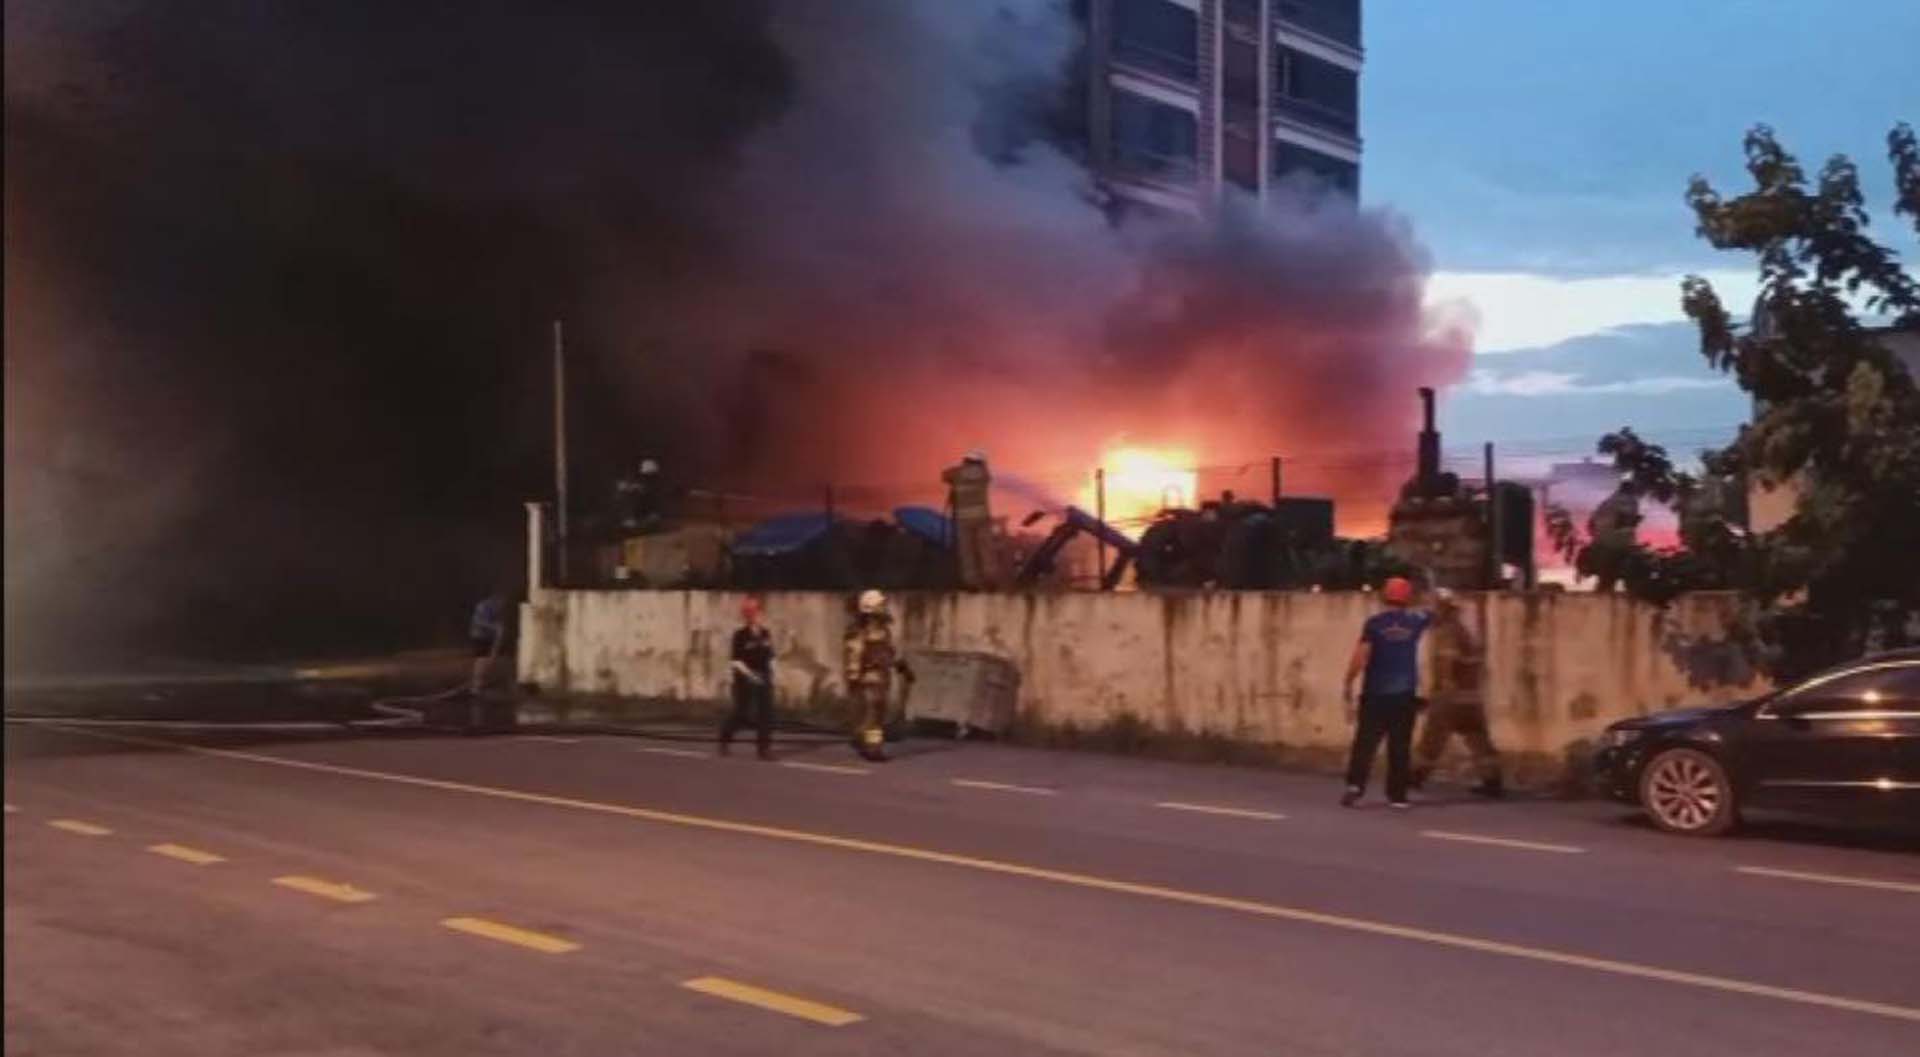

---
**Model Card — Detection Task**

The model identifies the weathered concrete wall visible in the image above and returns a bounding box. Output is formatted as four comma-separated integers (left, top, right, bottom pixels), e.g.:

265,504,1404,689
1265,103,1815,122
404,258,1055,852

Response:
518,589,1765,775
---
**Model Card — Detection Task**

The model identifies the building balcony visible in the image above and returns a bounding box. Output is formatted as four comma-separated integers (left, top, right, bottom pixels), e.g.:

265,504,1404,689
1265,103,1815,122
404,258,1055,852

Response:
1271,94,1358,138
1110,147,1200,188
1271,1,1362,54
1111,38,1200,87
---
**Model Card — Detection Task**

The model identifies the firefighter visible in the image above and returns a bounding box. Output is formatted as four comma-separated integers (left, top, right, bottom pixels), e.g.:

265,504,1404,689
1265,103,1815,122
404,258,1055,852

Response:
1411,590,1504,797
615,458,665,534
942,450,998,589
844,589,914,761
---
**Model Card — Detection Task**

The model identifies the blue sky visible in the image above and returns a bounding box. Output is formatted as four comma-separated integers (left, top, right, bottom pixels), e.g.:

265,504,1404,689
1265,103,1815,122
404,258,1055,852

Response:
1361,1,1919,454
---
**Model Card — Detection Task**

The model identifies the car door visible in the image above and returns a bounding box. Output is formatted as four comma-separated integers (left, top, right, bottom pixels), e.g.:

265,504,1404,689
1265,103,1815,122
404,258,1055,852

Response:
1742,660,1920,814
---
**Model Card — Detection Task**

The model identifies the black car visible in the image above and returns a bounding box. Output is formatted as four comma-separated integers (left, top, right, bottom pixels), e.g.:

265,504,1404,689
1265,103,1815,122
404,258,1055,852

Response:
1593,648,1920,836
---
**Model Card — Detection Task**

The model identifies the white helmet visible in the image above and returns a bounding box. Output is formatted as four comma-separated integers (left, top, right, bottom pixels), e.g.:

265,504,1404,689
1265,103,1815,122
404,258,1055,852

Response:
963,449,987,464
857,589,888,615
640,459,660,475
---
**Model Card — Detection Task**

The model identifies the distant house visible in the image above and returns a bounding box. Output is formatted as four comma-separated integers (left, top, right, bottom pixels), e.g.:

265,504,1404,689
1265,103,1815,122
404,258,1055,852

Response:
1747,325,1920,532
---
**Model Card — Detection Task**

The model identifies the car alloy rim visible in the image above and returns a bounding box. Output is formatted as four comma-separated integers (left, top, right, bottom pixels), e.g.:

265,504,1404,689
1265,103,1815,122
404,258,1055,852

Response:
1647,754,1721,830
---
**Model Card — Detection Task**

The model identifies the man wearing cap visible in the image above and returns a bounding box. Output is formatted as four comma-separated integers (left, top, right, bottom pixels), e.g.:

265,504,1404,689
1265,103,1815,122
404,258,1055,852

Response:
1340,576,1431,808
719,596,777,760
942,450,998,589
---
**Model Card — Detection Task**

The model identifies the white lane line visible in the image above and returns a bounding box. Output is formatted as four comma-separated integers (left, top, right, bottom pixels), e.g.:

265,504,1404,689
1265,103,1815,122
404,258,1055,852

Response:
952,779,1057,797
1156,801,1287,821
635,746,707,759
47,725,1920,1025
4,803,18,814
516,735,581,744
1735,865,1920,895
1421,830,1585,855
780,761,871,776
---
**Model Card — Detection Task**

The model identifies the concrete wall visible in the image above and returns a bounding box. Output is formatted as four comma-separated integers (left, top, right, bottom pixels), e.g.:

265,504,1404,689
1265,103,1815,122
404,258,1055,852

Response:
519,588,1767,776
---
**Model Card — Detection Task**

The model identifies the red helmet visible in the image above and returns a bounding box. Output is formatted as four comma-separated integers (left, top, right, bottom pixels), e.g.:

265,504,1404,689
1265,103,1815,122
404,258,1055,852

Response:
740,596,764,620
1381,577,1415,605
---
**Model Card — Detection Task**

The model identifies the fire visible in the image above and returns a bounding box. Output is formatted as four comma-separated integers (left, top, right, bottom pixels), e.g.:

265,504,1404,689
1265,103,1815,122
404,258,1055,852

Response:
1082,446,1198,528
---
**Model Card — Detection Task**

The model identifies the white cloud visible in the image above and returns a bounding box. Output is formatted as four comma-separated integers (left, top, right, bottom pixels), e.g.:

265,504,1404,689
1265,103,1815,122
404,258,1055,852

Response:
1427,269,1760,354
1465,368,1732,397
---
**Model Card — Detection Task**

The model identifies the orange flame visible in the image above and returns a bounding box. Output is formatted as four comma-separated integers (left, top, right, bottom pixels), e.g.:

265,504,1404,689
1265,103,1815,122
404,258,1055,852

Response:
1082,446,1198,528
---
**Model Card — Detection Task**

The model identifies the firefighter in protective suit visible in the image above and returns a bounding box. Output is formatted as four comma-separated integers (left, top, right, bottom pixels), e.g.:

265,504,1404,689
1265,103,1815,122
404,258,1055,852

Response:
1411,590,1504,797
942,450,998,589
845,589,914,761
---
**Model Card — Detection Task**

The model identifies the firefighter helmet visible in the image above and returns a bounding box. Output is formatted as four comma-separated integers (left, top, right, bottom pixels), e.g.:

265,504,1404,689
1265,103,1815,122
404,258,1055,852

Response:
857,589,888,615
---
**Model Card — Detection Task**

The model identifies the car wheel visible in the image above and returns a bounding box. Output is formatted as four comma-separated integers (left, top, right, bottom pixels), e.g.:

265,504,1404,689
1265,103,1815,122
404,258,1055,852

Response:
1639,747,1738,836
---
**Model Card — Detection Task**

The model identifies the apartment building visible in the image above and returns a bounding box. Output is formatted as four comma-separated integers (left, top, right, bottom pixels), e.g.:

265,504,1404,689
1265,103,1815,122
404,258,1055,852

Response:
1085,0,1363,214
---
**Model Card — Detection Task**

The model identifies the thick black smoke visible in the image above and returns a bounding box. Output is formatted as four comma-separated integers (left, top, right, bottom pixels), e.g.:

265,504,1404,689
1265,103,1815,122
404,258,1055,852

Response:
5,1,793,666
4,1,1467,669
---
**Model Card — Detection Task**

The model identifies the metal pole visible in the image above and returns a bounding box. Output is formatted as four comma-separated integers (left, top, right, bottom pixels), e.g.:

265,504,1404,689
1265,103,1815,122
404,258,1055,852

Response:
824,483,835,523
1095,467,1107,590
1484,442,1501,590
553,320,569,585
1270,455,1282,506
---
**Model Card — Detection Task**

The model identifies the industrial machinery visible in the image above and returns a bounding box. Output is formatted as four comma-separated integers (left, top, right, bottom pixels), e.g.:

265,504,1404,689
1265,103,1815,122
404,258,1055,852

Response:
1384,387,1535,590
1013,506,1136,589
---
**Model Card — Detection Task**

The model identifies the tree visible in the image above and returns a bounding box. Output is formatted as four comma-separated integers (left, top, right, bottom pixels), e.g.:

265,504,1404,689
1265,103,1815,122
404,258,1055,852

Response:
1558,124,1920,679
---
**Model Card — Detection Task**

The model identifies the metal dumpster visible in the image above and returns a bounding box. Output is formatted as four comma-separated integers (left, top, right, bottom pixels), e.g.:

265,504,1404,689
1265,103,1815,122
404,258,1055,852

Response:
901,649,1020,736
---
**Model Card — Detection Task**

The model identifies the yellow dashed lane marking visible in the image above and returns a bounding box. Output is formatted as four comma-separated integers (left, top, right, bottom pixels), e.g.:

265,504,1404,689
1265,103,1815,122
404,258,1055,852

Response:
441,916,580,953
780,761,871,776
48,725,1920,1025
147,843,226,865
1735,865,1920,895
682,976,864,1027
273,875,377,903
951,778,1057,796
1156,801,1287,821
516,735,581,744
1421,830,1586,855
48,819,112,836
636,746,707,759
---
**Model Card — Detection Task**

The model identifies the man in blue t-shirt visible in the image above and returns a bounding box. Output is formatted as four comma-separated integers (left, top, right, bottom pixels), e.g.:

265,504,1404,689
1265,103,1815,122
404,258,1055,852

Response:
1340,576,1431,808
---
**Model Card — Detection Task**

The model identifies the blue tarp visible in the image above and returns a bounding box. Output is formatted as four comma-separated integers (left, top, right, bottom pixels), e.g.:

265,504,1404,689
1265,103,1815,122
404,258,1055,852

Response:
730,513,834,557
893,506,953,547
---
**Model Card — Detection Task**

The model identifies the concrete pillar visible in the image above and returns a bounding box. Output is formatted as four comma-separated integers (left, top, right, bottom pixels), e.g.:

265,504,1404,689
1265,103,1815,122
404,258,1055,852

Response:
525,501,546,591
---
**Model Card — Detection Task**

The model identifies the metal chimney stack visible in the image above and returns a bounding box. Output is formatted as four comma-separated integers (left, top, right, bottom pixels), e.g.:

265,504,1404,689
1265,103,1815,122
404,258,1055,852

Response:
1416,386,1440,487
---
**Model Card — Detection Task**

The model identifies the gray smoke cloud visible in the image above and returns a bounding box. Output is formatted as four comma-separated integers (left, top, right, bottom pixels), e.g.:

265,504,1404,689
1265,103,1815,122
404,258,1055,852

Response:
4,0,1471,667
616,0,1471,520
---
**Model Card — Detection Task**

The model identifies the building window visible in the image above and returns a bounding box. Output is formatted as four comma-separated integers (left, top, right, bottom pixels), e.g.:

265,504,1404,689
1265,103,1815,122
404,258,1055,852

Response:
1273,0,1361,49
1271,139,1357,197
1111,89,1198,184
1112,0,1198,84
1273,46,1358,136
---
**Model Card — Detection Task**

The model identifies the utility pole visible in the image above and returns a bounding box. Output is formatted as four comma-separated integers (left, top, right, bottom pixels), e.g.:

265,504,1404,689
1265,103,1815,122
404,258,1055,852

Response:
1094,467,1108,589
553,320,569,585
1270,455,1282,506
1485,442,1501,590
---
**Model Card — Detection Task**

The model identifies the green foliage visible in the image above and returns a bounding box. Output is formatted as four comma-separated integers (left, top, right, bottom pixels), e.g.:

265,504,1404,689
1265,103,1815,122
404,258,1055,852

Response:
1569,125,1920,678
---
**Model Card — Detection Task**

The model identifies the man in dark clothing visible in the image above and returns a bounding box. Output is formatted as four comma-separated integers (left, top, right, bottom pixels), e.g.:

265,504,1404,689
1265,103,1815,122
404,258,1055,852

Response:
468,591,509,694
1341,576,1431,808
719,596,776,760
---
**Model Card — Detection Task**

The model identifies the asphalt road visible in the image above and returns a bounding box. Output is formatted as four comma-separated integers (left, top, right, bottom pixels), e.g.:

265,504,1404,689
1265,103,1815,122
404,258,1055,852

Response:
6,717,1919,1056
